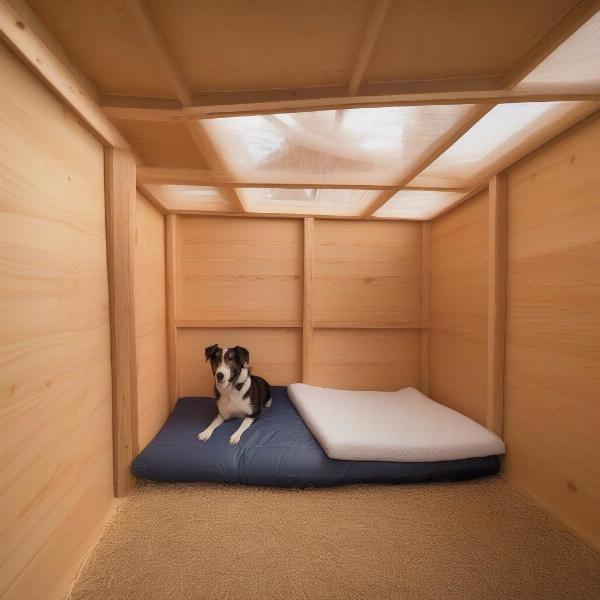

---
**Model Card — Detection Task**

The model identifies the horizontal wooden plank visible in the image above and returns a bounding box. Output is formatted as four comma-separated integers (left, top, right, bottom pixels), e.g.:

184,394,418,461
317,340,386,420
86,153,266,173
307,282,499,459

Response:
314,322,423,329
137,166,467,192
100,87,600,120
176,319,302,328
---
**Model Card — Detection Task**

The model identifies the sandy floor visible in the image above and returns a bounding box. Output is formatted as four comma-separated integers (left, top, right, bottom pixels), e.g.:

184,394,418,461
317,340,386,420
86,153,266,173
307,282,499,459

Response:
70,477,600,600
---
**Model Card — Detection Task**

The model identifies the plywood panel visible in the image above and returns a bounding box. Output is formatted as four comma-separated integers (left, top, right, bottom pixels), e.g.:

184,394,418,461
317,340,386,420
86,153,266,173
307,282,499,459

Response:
178,328,302,397
135,192,169,450
150,0,369,92
312,329,421,391
504,114,600,550
28,0,175,97
176,216,303,324
314,220,422,327
368,0,577,82
116,120,211,169
429,191,489,424
429,331,487,425
0,43,114,599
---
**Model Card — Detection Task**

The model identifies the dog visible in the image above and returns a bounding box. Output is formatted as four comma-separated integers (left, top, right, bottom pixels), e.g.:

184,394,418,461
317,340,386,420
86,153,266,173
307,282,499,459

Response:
198,344,272,445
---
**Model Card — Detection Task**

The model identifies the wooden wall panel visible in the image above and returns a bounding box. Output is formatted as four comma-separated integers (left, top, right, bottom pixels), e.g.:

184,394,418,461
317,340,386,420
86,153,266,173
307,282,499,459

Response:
312,329,421,391
0,43,115,599
314,220,422,327
429,191,489,424
503,114,600,550
176,216,303,325
135,192,169,449
178,328,302,397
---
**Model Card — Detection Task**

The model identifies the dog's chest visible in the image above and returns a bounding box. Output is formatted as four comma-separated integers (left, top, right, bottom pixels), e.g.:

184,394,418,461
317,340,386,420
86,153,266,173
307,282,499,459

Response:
217,386,253,419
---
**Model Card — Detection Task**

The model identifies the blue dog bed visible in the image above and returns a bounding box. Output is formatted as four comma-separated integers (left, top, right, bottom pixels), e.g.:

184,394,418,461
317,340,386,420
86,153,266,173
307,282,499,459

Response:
132,386,500,487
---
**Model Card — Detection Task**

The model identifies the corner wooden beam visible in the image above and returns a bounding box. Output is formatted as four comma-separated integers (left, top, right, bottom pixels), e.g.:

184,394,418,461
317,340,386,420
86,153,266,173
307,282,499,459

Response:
100,88,600,121
500,0,600,89
362,104,494,217
0,0,129,149
348,0,391,96
104,148,139,497
125,0,245,211
420,222,431,395
302,218,314,383
165,214,179,408
486,174,507,437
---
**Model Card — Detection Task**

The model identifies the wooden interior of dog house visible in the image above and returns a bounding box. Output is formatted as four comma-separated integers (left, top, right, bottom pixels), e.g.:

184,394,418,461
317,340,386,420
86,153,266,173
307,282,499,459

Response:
1,1,599,598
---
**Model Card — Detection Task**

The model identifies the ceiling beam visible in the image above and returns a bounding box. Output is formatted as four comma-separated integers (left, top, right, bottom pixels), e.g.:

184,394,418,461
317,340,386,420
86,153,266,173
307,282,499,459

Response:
124,0,192,105
136,167,469,192
500,0,600,89
348,0,391,96
361,104,494,217
0,0,130,149
124,0,245,212
101,86,600,121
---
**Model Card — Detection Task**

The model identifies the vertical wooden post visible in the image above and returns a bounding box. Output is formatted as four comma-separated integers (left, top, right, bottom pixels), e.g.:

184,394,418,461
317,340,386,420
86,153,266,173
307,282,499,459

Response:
302,218,314,383
166,214,178,408
420,221,431,395
487,174,507,437
104,147,138,497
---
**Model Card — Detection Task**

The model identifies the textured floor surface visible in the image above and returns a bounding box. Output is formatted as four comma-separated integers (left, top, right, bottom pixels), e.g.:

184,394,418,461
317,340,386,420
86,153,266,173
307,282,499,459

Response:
70,477,600,600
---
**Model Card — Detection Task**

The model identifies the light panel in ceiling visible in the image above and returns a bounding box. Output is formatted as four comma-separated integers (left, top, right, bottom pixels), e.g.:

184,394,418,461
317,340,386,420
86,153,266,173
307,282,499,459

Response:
516,12,600,92
411,101,599,188
374,190,466,220
201,105,475,187
237,188,379,216
143,184,232,212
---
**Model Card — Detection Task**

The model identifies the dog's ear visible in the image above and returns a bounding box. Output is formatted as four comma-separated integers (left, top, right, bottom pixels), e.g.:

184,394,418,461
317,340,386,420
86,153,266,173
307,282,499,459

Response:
204,344,219,362
234,346,250,366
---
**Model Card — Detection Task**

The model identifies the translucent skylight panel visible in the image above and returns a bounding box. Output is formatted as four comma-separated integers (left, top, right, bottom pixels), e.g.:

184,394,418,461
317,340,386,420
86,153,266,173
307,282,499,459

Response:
516,12,600,91
237,188,380,216
201,105,475,186
143,184,232,211
374,190,465,220
411,101,597,187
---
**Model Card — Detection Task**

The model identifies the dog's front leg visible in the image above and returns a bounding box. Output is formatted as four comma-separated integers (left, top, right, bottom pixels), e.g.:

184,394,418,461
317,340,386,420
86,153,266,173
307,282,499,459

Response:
229,417,254,445
197,414,224,441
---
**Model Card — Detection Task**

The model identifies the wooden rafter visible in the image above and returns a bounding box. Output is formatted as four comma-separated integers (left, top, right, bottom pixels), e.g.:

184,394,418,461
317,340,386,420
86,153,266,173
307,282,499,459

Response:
348,0,391,96
0,0,129,149
361,105,494,217
124,0,245,212
100,86,600,122
500,0,600,89
136,167,468,191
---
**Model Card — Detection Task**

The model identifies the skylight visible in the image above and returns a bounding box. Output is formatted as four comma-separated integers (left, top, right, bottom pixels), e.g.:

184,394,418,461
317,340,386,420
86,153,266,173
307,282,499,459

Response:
201,104,475,186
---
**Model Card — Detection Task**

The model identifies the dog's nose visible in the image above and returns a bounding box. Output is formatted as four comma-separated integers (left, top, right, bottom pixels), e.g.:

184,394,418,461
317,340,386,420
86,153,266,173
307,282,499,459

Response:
216,372,224,382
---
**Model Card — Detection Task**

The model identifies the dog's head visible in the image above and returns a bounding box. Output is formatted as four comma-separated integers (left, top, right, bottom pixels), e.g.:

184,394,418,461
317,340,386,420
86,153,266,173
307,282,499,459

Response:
204,344,250,387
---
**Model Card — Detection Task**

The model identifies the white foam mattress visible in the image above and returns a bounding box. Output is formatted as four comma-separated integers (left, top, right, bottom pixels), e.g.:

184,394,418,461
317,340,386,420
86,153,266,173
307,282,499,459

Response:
287,384,505,462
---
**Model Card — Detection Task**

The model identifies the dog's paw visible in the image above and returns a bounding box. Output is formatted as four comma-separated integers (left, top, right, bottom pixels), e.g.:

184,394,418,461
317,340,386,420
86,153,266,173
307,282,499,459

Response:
198,429,212,441
265,398,272,407
229,433,241,445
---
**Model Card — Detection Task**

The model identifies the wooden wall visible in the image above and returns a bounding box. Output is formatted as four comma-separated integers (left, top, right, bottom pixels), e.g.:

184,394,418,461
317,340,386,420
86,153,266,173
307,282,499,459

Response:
0,43,115,600
135,192,169,449
503,114,600,550
170,216,422,397
429,192,489,425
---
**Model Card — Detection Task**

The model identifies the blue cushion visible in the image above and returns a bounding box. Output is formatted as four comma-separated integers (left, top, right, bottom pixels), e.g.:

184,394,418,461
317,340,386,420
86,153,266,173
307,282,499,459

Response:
132,386,500,487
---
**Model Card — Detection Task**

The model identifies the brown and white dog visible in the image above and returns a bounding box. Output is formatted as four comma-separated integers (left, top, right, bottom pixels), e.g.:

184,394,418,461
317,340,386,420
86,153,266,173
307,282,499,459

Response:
198,345,272,445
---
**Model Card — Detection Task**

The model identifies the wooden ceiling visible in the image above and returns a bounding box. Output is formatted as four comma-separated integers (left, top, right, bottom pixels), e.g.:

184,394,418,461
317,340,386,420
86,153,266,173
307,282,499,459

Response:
11,0,600,218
